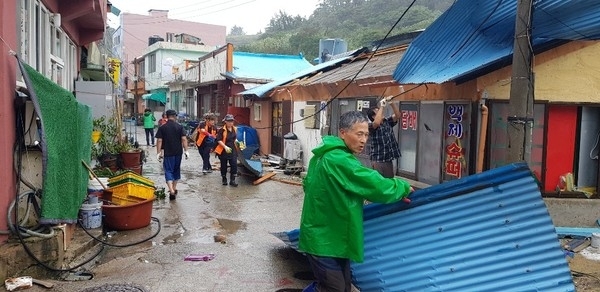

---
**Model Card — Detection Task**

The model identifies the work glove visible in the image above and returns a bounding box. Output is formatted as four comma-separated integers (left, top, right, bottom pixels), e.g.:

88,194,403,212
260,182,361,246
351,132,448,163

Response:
157,153,163,162
184,151,189,160
236,140,246,151
379,98,387,108
225,146,232,153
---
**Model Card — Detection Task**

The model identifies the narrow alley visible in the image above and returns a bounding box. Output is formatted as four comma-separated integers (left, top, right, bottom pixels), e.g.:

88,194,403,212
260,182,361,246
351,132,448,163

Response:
29,125,311,292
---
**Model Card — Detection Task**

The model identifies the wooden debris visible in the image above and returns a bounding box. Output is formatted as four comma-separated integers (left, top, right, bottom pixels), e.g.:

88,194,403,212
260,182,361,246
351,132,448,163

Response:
564,238,591,252
252,172,276,185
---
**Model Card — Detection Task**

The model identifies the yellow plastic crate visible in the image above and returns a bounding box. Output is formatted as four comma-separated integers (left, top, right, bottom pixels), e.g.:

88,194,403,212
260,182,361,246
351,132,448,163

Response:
108,181,155,203
110,193,145,206
109,171,154,187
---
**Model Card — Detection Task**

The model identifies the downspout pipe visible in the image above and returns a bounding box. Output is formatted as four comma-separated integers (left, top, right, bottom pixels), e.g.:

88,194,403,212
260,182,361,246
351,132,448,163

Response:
477,101,489,173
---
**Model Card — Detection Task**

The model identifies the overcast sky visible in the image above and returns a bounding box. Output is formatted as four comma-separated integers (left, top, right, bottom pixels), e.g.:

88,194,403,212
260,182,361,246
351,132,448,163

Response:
108,0,321,34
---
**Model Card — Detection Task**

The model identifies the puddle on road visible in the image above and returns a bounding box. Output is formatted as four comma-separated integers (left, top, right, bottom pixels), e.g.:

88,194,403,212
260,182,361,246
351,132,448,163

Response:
217,218,247,234
156,218,247,245
161,232,183,244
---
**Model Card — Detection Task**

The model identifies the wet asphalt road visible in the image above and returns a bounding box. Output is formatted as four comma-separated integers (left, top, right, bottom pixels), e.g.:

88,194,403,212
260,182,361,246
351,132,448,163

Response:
34,126,312,292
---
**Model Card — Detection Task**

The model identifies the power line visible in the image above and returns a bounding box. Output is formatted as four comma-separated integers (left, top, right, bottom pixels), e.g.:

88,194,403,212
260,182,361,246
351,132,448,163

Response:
253,0,420,131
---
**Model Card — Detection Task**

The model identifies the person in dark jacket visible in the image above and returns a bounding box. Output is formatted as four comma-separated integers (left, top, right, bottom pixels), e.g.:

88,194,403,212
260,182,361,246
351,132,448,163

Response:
213,114,239,187
194,113,217,174
156,109,189,200
299,110,413,292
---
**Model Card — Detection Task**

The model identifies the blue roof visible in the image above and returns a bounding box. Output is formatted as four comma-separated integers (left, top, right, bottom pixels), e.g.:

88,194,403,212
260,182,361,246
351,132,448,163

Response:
229,51,312,81
394,0,600,84
239,48,367,99
274,162,574,291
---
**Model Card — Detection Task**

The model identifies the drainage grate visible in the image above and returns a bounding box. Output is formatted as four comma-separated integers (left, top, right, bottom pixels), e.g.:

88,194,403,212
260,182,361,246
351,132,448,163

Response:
79,284,147,292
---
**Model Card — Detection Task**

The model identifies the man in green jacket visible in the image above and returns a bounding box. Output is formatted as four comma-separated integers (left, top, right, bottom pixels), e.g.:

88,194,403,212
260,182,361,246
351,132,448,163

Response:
299,110,413,292
143,108,156,146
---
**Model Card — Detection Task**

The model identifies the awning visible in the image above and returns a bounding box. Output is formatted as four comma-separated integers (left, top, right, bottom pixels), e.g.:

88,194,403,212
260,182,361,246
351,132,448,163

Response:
142,92,166,103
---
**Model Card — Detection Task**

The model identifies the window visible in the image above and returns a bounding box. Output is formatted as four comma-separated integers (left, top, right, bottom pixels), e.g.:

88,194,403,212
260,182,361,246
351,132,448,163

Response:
19,0,77,90
186,88,194,99
148,54,156,73
253,103,262,121
139,60,146,78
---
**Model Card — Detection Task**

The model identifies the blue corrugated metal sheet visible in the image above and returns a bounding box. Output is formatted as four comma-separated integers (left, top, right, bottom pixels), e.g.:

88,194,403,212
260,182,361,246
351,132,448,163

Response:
231,52,312,81
394,0,600,84
239,48,367,99
275,163,574,291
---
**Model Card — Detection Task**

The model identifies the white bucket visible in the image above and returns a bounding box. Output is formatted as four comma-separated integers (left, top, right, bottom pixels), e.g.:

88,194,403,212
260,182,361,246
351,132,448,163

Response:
88,178,108,198
79,202,102,229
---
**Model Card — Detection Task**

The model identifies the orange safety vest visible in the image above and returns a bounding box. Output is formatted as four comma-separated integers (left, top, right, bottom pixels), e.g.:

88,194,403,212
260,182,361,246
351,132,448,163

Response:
195,123,217,147
213,126,237,155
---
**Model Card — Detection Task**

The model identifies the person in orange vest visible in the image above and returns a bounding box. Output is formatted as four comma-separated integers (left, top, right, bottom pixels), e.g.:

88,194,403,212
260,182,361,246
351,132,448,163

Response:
213,114,239,186
158,113,168,127
195,113,217,174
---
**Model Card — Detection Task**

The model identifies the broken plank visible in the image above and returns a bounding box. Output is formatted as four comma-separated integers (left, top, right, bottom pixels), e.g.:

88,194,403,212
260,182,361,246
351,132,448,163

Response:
253,172,276,185
555,227,600,238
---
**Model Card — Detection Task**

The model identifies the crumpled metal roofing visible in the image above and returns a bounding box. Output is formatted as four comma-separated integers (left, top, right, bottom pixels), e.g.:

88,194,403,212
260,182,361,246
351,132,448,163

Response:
274,162,574,291
394,0,600,84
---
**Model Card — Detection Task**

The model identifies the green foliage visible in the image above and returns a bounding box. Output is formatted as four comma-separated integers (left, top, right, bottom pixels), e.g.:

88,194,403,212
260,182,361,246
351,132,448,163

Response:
229,25,246,36
92,116,120,160
233,0,454,62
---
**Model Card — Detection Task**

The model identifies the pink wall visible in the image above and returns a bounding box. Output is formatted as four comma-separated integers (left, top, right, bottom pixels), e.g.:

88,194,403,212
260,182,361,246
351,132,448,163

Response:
121,11,226,78
0,0,18,243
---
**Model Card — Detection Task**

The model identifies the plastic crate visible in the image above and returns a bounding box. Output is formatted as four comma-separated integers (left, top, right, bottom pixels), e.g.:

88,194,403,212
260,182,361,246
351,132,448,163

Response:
108,180,156,203
109,171,154,187
108,177,154,189
110,193,146,206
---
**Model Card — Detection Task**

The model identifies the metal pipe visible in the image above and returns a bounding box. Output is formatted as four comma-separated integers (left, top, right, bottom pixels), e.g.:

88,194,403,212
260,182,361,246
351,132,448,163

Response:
477,103,489,173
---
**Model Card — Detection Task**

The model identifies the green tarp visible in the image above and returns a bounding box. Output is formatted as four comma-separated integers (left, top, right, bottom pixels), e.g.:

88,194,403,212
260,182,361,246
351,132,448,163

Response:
142,92,166,103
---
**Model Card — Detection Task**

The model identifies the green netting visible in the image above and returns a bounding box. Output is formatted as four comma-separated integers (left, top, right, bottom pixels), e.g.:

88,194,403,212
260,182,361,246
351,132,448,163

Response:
21,62,92,224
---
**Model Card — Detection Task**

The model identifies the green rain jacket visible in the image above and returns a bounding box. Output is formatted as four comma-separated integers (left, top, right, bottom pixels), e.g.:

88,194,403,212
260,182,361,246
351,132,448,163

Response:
143,111,155,129
298,135,412,263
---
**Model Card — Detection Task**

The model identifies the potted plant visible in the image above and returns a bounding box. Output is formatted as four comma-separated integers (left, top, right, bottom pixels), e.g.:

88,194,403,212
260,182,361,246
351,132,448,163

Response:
92,116,120,171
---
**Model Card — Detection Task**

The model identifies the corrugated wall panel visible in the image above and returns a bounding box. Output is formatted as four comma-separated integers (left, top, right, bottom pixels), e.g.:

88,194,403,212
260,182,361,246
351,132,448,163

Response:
356,163,573,291
276,163,574,291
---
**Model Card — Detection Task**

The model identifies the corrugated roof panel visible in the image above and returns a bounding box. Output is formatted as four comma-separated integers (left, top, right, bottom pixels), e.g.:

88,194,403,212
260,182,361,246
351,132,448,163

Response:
232,51,312,81
238,50,366,99
275,163,574,291
394,0,600,84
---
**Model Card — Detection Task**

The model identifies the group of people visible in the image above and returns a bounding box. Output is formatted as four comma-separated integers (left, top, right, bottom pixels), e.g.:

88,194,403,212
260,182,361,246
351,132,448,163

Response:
144,109,242,201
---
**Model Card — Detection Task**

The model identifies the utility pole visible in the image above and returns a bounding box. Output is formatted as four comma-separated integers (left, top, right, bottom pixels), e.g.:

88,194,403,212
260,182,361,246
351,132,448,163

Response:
133,58,139,125
507,0,534,164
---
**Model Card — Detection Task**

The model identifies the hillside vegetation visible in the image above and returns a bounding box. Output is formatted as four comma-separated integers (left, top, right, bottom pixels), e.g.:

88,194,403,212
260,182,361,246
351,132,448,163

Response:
226,0,454,62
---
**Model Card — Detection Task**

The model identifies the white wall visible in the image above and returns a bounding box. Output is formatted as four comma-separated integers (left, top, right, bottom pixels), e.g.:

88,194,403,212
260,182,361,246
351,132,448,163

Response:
291,101,327,169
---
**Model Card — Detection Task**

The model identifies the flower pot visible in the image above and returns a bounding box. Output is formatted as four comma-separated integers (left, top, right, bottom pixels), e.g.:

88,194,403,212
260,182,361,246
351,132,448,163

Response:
100,155,119,172
120,149,142,168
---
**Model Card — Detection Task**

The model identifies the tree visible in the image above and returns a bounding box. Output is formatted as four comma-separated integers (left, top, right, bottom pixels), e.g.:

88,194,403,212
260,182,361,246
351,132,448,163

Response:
265,11,306,34
229,25,245,36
